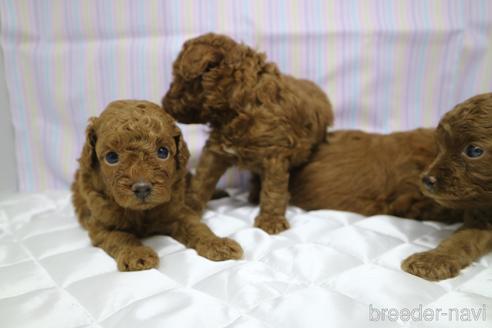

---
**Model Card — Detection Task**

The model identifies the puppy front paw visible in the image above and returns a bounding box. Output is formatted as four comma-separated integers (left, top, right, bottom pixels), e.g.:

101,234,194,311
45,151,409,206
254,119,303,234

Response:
401,251,463,281
196,237,243,261
254,214,290,234
116,246,159,271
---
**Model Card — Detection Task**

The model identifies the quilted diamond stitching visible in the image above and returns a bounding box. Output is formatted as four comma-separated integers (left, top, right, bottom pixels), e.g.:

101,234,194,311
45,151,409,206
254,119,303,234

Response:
0,191,491,328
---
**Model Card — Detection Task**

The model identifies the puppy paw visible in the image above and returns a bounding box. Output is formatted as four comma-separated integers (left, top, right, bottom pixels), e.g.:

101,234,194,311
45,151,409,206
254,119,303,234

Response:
116,246,159,271
196,237,243,261
254,214,290,234
401,251,463,281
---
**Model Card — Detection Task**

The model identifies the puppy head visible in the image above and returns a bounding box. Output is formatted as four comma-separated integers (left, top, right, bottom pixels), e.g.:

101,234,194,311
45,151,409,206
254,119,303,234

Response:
175,33,237,81
421,93,492,208
80,100,190,210
163,33,266,124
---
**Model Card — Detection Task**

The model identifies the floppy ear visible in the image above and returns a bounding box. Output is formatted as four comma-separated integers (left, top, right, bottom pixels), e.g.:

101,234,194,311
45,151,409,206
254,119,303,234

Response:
79,117,98,170
176,42,223,80
173,128,190,172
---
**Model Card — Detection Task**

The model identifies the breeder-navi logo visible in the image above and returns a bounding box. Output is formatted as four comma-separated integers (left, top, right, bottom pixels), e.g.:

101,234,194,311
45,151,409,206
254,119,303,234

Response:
369,304,487,322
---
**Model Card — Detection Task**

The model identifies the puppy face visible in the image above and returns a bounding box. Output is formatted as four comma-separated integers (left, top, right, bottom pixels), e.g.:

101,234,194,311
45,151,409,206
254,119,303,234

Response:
81,100,189,210
162,33,258,124
421,93,492,208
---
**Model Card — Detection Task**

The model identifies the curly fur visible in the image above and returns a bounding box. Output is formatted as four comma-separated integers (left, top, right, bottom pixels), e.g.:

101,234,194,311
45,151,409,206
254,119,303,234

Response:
401,93,492,281
162,33,333,234
288,129,463,222
71,100,242,271
287,93,492,280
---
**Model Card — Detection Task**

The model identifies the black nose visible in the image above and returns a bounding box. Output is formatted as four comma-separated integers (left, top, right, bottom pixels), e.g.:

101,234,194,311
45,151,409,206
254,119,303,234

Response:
422,175,437,191
132,182,152,200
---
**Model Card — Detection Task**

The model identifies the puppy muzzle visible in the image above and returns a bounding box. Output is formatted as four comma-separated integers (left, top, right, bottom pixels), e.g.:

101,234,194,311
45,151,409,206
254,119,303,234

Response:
132,182,152,200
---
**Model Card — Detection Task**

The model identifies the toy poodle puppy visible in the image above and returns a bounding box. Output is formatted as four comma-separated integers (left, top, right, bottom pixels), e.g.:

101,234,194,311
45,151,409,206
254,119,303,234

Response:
288,93,492,280
72,100,243,271
162,33,333,234
401,93,492,280
288,128,463,222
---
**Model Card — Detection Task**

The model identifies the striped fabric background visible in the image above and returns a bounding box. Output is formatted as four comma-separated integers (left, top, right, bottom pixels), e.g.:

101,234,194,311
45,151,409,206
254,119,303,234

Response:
1,0,492,191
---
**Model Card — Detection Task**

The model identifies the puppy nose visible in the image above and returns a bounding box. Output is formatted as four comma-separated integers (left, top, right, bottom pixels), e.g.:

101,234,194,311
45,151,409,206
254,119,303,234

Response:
422,175,437,191
132,182,152,200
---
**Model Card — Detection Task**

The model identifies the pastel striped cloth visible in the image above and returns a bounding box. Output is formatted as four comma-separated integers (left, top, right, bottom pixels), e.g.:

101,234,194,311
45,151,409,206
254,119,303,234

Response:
1,0,492,191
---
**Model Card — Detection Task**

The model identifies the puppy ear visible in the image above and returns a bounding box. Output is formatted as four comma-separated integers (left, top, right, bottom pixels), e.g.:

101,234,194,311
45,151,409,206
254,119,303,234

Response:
80,117,98,170
173,128,190,172
176,42,223,80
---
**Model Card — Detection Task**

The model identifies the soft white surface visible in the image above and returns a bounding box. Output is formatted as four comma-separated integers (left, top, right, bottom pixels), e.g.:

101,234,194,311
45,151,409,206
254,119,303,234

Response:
0,191,490,328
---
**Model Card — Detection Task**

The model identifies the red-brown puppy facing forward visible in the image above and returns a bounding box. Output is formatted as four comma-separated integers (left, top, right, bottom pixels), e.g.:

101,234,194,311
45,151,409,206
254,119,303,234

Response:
72,100,242,271
401,93,492,280
163,33,333,234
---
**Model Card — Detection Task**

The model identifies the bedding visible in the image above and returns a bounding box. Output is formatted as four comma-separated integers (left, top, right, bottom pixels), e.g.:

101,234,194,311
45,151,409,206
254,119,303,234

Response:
1,191,490,328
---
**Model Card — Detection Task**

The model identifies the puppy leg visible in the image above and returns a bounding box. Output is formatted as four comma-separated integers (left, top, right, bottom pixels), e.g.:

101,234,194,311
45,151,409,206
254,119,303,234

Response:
186,172,229,199
188,147,232,213
401,227,492,281
89,227,159,271
187,171,229,199
166,207,243,261
83,191,159,271
254,157,290,234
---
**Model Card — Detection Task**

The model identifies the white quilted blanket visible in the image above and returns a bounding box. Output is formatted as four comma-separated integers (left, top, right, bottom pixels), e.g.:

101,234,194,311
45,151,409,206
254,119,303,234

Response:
1,191,491,328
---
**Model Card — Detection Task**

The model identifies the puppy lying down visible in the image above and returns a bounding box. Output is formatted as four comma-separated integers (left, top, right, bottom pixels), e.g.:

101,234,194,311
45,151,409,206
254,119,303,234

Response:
402,93,492,280
289,128,463,221
72,100,242,271
289,93,492,281
163,33,333,234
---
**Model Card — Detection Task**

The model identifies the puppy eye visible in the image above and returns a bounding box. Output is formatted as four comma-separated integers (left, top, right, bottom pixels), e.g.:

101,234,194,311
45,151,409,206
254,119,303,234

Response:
105,152,119,165
464,144,484,158
157,146,169,160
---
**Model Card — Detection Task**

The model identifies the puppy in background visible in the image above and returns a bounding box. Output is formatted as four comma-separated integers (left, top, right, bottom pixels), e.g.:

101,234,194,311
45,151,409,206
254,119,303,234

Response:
289,93,492,280
402,93,492,281
72,100,242,271
163,33,333,234
288,128,463,222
